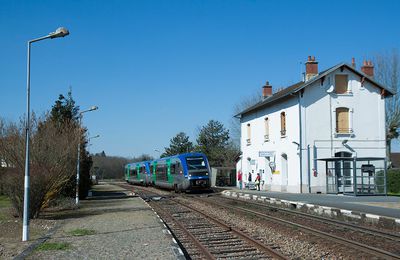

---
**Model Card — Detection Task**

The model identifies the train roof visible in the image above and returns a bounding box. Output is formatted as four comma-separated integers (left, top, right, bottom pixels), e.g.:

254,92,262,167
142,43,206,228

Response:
125,161,151,168
124,152,208,168
154,152,207,162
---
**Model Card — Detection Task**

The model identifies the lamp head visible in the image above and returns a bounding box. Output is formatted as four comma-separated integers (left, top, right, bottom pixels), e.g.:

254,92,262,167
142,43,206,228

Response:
50,27,70,39
342,140,348,145
90,106,98,111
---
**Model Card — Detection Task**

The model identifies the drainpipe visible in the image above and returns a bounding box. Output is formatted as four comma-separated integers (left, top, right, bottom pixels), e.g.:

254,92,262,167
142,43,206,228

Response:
307,145,311,193
329,95,333,157
298,93,303,193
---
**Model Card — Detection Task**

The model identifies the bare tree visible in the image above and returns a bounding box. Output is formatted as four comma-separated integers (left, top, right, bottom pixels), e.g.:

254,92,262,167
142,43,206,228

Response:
0,115,79,218
374,50,400,158
92,153,130,180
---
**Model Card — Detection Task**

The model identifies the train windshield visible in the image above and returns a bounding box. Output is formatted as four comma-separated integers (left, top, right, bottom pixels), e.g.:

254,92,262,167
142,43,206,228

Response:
186,157,207,170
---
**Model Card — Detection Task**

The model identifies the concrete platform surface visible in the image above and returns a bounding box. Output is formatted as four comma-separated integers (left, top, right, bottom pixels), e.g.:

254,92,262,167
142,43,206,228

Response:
220,187,400,224
21,182,184,260
222,188,400,218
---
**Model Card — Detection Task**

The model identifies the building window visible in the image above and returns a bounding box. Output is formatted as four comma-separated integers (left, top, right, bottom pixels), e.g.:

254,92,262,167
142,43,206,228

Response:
280,112,286,136
336,107,351,133
246,123,251,145
335,74,349,94
264,117,269,141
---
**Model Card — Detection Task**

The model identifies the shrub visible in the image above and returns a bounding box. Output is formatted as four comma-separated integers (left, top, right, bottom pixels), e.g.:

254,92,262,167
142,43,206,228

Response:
387,169,400,193
0,116,79,218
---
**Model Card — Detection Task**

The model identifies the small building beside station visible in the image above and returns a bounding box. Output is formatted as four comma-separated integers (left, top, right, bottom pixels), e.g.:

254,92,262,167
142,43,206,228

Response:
236,56,394,194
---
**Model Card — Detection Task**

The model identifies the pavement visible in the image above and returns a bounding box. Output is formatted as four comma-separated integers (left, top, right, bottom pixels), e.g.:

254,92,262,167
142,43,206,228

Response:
219,187,400,227
16,182,184,260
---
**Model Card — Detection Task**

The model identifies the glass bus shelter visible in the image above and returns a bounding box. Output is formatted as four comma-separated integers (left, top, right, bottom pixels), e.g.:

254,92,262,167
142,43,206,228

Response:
318,157,387,196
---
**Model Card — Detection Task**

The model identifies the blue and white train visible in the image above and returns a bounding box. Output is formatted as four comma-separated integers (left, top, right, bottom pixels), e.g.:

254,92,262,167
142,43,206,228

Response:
125,153,211,192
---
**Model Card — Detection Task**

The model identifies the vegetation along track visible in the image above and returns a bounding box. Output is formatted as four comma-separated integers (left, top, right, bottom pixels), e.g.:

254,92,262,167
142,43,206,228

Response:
194,194,400,259
126,185,289,259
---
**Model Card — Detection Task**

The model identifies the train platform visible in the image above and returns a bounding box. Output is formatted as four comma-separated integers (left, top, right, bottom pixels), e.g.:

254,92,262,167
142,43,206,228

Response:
219,187,400,227
17,182,184,260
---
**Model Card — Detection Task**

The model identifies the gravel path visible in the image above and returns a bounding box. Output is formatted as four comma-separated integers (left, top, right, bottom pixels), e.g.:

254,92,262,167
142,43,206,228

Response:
25,183,180,260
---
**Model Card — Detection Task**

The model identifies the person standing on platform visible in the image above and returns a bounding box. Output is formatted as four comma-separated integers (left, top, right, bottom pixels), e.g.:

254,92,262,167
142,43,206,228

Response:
237,170,243,190
255,173,261,191
247,172,252,189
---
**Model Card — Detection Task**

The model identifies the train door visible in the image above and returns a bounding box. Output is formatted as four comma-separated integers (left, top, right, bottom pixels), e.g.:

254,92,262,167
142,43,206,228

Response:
136,164,141,182
151,161,157,184
130,166,136,182
126,165,130,182
166,159,173,184
140,165,146,183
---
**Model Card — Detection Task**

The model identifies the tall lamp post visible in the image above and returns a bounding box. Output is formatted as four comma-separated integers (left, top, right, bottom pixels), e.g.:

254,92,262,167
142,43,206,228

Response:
76,106,98,205
23,27,69,242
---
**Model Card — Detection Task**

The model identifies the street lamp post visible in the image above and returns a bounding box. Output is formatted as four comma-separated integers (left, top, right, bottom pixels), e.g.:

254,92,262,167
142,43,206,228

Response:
23,27,69,242
89,135,100,141
76,106,98,206
87,135,100,185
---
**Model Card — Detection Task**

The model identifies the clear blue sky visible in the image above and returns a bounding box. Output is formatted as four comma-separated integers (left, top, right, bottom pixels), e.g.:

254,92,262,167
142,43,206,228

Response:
1,0,399,158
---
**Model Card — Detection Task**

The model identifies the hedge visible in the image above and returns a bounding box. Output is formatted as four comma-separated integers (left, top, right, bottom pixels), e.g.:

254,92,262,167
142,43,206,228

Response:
387,169,400,193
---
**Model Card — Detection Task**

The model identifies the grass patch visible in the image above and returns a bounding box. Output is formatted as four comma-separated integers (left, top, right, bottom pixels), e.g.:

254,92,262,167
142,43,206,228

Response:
36,242,70,251
0,196,11,208
0,196,12,221
68,228,96,236
388,192,400,196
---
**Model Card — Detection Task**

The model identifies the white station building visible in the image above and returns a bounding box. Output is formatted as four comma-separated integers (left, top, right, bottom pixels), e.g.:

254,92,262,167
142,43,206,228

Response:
236,56,394,194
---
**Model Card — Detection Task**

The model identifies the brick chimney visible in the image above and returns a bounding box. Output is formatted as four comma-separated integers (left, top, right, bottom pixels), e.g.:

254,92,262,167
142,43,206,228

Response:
361,60,374,78
262,81,272,99
305,56,318,81
351,57,356,69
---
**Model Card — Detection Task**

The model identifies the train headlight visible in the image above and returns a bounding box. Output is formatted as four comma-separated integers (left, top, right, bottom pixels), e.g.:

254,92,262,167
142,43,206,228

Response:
189,174,192,177
205,172,208,175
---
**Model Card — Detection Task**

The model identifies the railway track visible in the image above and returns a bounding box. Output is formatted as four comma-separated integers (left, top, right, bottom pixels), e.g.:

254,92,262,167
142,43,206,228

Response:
194,195,400,260
216,195,400,242
136,187,289,259
119,183,400,259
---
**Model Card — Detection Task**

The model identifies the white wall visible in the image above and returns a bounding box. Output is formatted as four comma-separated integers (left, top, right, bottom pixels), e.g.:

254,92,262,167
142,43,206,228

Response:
302,68,387,192
240,95,301,192
238,66,388,194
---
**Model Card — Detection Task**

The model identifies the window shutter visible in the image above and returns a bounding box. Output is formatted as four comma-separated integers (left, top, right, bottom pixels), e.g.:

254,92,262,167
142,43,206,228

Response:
336,107,349,133
335,75,348,94
280,112,286,136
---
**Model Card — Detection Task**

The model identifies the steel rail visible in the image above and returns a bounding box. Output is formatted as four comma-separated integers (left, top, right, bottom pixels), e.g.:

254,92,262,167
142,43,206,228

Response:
149,201,216,260
202,198,400,260
219,195,400,242
170,198,289,260
128,185,289,259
